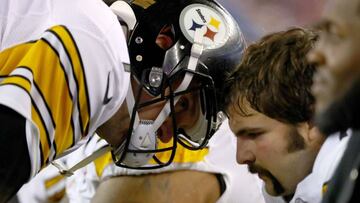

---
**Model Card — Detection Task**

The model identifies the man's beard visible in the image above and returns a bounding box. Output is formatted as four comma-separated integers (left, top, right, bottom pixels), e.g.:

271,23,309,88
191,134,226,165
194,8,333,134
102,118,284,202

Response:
248,164,285,195
247,127,305,196
315,78,360,135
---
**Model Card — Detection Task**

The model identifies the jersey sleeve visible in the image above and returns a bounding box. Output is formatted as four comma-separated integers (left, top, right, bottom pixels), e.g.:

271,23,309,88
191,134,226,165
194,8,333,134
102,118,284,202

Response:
0,25,92,169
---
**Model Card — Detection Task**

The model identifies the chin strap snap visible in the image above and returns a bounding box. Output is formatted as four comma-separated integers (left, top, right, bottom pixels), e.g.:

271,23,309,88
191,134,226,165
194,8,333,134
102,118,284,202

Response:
51,144,112,177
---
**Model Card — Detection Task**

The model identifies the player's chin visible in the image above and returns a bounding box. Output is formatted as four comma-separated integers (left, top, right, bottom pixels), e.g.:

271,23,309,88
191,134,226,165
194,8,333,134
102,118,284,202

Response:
262,176,278,195
97,128,128,149
312,85,333,114
262,174,286,196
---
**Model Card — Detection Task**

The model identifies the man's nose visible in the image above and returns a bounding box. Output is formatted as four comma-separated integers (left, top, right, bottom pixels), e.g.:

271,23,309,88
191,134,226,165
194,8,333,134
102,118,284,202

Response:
236,137,256,165
307,44,326,68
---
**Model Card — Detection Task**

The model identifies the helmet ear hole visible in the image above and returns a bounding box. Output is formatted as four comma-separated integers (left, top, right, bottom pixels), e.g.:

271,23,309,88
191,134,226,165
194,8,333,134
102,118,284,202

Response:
156,24,176,50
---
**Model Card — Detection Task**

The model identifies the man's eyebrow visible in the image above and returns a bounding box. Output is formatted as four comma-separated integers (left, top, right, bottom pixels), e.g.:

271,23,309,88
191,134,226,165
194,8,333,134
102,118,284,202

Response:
311,20,330,31
234,127,262,137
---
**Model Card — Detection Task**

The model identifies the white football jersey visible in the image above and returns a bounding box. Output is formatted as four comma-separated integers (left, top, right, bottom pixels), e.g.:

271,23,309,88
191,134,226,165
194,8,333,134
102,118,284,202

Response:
0,0,130,178
65,120,265,203
262,130,352,203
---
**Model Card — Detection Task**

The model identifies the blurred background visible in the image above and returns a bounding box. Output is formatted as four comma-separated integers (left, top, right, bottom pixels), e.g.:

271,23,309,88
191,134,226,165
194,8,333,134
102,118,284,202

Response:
104,0,327,43
221,0,326,42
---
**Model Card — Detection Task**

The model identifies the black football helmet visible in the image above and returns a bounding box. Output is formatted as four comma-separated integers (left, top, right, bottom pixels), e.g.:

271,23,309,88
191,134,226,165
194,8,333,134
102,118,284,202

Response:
110,0,246,169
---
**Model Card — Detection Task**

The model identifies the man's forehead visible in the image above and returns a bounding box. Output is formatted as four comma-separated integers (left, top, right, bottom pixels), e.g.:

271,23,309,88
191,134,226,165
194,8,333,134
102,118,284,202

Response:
228,110,260,134
313,0,360,31
227,97,255,116
324,0,360,19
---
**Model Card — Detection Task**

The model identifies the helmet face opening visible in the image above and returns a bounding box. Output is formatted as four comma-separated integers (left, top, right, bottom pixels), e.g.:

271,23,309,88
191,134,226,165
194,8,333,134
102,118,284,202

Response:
111,0,246,169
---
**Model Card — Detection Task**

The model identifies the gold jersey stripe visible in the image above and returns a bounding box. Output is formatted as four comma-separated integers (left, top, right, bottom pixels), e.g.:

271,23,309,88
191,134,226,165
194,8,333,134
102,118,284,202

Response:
94,150,113,177
149,138,209,164
0,42,35,74
322,181,329,195
45,174,65,189
1,75,31,92
50,25,90,136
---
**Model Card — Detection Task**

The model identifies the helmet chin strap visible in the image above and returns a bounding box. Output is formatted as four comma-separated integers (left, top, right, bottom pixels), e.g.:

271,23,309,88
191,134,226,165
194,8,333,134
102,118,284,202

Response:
115,28,205,167
182,110,208,143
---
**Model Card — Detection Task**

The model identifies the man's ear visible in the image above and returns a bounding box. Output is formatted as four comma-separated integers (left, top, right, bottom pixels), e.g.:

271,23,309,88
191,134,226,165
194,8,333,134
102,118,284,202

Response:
308,126,325,143
303,121,326,149
297,122,325,144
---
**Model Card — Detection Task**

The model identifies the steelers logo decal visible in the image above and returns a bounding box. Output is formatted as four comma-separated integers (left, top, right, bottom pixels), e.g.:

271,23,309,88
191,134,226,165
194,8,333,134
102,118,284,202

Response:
179,4,228,49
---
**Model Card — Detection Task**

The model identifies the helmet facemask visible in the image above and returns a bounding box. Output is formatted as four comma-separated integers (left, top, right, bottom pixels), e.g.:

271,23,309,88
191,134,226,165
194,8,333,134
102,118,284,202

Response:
112,54,221,169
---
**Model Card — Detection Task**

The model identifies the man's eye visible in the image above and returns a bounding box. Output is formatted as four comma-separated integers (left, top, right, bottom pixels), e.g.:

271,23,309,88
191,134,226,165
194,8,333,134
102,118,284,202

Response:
325,24,344,41
246,132,262,137
328,26,338,36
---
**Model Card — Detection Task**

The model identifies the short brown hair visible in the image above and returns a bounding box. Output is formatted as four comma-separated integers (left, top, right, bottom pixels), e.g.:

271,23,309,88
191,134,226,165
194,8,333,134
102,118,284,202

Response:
224,28,318,124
